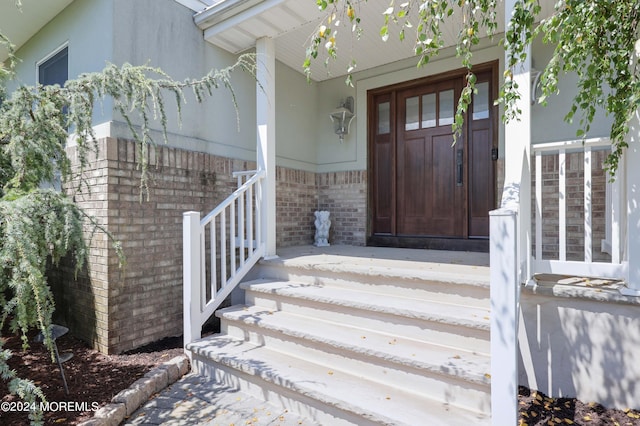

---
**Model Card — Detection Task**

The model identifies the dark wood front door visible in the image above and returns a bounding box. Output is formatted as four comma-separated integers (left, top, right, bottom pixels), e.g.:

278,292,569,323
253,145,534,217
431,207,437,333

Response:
368,64,497,249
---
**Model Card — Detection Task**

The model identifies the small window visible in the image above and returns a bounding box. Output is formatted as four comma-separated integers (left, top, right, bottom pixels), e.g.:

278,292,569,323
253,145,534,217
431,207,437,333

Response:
378,101,390,135
38,46,68,87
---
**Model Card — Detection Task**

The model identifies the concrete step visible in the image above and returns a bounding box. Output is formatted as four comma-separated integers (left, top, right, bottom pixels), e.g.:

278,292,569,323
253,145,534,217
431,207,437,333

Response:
218,305,491,413
240,278,491,354
250,249,490,309
187,335,490,426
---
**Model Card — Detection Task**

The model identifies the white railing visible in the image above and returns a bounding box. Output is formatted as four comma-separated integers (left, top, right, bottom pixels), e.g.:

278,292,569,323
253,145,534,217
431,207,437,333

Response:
531,137,627,280
183,169,265,346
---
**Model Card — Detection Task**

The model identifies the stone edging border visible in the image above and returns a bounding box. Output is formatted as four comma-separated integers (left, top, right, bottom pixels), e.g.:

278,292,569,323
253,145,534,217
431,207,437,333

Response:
78,355,190,426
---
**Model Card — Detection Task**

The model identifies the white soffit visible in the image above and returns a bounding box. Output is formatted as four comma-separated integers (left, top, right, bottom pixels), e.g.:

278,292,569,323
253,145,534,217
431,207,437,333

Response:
195,0,556,82
0,0,74,62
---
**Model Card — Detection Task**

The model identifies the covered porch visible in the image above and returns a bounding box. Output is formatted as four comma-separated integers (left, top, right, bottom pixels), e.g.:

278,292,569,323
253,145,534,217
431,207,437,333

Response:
181,0,640,424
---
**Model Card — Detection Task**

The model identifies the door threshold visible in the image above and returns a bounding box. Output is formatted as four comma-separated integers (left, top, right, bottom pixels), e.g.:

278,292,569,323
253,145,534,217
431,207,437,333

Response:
367,236,489,253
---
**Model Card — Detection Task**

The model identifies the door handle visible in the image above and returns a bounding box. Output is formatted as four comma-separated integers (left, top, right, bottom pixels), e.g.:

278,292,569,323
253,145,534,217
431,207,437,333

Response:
456,149,463,186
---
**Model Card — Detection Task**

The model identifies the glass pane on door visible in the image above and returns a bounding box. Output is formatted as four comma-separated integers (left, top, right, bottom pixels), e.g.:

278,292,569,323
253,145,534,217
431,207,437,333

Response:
421,93,436,128
439,89,454,126
378,101,390,134
405,96,419,131
473,82,489,120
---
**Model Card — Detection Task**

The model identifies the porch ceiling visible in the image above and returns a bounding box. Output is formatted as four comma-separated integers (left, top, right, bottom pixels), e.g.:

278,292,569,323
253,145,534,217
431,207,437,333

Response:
0,0,74,62
195,0,509,82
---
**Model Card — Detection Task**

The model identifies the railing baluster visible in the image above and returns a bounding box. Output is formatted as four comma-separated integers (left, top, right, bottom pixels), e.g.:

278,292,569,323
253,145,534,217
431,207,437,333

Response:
535,151,542,261
247,185,254,254
210,220,217,300
239,188,245,265
256,180,262,250
559,149,566,262
200,223,206,310
584,147,592,262
220,208,227,285
230,201,236,278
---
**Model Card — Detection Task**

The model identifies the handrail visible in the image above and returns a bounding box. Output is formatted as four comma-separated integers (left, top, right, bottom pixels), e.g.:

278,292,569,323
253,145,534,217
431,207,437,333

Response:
183,169,266,346
532,137,611,153
201,170,264,226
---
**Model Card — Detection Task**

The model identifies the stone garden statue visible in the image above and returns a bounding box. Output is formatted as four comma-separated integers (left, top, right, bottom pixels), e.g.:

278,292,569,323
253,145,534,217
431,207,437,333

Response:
314,210,331,247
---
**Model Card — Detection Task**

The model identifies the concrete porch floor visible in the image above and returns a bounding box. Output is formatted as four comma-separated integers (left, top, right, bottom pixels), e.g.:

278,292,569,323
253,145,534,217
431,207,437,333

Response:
266,244,490,282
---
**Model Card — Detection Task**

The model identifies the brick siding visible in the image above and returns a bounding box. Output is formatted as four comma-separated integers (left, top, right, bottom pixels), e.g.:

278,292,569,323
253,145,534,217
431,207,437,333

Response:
275,168,317,247
51,138,256,353
317,171,367,246
50,138,367,353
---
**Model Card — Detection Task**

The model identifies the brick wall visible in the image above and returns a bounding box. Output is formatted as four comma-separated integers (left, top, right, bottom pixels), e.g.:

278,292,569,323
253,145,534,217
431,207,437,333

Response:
50,137,367,353
50,138,257,353
49,138,112,352
317,171,367,246
275,168,317,247
532,150,609,262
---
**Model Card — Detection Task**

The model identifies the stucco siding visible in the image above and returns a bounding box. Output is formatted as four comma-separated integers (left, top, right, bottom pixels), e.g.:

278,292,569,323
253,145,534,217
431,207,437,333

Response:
8,0,114,123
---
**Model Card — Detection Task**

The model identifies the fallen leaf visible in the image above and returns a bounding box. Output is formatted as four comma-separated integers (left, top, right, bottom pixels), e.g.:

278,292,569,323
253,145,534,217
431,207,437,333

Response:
563,420,574,424
484,373,491,379
327,370,334,375
583,415,592,421
453,355,461,359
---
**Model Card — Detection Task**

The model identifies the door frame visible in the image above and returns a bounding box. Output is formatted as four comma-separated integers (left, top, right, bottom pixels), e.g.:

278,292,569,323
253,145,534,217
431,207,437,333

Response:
366,61,499,251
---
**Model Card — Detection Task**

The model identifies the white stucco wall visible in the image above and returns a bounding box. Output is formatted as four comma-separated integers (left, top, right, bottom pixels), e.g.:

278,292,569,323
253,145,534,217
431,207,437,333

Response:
274,62,318,171
519,290,640,410
531,37,612,143
7,2,615,172
110,0,257,162
9,0,113,122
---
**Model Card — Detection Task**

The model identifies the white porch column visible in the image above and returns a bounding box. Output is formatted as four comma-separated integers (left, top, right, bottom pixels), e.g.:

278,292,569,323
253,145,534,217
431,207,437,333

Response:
256,37,277,258
622,110,640,294
489,2,532,425
502,1,532,282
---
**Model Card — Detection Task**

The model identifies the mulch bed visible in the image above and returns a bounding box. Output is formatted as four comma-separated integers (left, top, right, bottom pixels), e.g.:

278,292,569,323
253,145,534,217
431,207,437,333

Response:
518,387,640,425
1,329,640,425
0,330,183,425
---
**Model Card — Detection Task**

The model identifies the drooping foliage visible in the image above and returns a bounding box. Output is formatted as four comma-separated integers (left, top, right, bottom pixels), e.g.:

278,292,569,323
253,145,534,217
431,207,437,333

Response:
304,0,640,175
0,27,255,423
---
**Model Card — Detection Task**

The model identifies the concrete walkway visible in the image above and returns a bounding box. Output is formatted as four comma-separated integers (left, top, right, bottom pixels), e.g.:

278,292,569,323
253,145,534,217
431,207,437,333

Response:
123,373,315,426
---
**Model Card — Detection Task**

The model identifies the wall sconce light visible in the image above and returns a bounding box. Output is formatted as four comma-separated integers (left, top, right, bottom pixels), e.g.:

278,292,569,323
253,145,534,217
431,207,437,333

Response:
531,68,542,105
329,96,355,142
